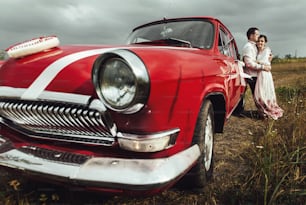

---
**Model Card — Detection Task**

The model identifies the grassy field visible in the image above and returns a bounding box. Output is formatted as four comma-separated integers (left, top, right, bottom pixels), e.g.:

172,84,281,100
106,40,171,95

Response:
0,58,305,205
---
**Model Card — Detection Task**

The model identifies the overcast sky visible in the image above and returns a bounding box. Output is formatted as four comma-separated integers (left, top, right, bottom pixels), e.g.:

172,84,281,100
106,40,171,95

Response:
1,0,305,57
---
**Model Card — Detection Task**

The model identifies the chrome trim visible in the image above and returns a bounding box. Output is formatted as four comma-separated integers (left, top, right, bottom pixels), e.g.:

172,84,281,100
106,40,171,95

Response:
117,128,179,152
0,134,201,191
92,49,150,114
0,87,117,146
119,128,179,141
0,86,91,104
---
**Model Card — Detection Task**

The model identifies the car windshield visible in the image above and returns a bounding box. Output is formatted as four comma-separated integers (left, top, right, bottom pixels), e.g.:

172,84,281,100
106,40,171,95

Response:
126,19,214,49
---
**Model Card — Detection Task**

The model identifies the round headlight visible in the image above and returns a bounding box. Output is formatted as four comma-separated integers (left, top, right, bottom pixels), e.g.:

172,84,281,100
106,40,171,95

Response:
100,58,136,109
92,49,150,114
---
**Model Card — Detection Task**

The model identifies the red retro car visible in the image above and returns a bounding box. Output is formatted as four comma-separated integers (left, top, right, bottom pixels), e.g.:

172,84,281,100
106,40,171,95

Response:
0,17,246,195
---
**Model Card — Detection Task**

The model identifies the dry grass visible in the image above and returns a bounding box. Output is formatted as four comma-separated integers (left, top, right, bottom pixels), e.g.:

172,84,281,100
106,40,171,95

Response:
0,59,305,205
240,82,306,205
272,60,306,88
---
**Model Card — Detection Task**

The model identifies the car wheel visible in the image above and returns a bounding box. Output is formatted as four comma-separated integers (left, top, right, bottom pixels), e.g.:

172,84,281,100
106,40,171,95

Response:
182,99,214,188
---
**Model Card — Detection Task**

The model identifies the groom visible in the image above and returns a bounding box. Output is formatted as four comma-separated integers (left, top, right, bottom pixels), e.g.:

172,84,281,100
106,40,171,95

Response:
242,27,271,95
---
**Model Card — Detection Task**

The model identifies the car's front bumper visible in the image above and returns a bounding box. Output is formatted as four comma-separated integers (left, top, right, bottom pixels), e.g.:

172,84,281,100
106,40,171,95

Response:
0,134,200,192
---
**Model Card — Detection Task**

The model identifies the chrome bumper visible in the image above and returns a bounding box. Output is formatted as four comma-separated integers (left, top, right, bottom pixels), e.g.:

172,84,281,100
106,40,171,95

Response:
0,135,200,191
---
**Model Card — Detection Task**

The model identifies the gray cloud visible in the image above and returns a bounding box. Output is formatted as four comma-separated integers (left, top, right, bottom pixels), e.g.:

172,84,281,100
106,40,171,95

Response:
1,0,305,57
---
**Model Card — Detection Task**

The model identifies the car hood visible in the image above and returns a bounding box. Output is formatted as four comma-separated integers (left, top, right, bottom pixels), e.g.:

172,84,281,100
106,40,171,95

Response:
0,44,211,97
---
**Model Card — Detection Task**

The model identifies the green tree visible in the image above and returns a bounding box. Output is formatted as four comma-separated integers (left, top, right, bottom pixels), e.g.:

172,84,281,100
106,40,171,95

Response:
285,54,292,59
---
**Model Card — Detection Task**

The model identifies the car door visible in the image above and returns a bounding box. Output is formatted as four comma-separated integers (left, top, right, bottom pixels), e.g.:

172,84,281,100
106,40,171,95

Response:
218,27,242,115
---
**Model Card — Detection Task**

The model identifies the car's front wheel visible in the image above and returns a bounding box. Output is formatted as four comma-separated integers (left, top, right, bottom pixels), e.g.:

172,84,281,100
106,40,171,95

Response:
182,99,214,188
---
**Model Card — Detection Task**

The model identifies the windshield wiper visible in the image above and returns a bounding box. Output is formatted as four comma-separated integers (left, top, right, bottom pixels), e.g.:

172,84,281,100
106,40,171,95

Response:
164,38,192,47
135,38,192,48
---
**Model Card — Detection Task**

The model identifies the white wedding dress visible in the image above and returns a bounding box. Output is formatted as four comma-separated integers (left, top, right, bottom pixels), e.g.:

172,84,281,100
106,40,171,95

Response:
254,47,283,120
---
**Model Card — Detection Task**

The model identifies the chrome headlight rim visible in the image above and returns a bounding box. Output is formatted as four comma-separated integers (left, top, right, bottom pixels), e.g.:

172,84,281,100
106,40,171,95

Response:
92,49,150,114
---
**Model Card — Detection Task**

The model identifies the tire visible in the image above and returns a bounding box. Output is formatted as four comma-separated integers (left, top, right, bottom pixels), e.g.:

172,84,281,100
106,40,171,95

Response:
182,100,215,188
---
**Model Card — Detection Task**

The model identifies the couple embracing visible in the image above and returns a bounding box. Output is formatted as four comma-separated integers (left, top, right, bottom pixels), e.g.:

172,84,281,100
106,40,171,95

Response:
242,27,283,120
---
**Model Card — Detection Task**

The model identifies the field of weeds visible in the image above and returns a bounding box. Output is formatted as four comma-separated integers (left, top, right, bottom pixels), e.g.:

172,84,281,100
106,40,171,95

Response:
0,58,305,205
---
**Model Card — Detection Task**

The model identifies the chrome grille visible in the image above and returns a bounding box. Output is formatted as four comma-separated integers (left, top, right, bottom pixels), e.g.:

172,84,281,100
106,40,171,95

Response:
0,99,115,145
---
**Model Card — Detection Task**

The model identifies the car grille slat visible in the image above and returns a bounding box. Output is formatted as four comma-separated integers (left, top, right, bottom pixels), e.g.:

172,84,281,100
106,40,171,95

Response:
19,146,90,165
6,103,24,124
29,104,43,126
80,110,105,136
58,107,75,127
25,103,41,125
44,106,59,127
34,105,46,126
66,107,93,135
78,109,102,136
0,99,115,146
38,104,55,127
47,105,62,127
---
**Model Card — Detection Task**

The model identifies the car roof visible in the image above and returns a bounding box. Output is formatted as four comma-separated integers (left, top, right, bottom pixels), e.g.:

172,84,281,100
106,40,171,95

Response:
132,16,220,32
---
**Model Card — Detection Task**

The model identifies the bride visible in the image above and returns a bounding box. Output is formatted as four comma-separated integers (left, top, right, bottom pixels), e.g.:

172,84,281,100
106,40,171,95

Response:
255,35,283,120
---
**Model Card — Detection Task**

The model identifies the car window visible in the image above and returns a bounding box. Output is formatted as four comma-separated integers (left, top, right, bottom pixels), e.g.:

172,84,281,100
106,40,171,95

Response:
127,20,214,49
229,39,239,60
218,28,231,56
218,27,239,59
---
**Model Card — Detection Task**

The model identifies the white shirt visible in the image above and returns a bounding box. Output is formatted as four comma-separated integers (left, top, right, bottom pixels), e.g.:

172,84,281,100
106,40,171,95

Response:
242,40,263,77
